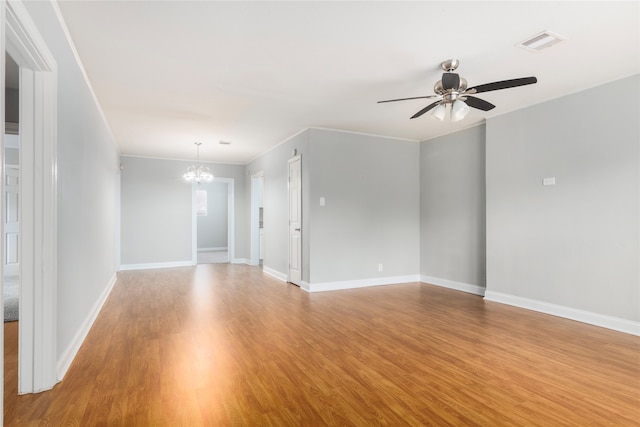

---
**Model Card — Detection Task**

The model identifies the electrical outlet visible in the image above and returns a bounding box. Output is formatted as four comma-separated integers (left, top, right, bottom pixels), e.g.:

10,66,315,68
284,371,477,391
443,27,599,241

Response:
378,263,383,272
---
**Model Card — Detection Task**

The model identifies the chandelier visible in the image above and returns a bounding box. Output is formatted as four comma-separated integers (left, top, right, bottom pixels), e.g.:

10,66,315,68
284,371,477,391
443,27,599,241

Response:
183,142,213,183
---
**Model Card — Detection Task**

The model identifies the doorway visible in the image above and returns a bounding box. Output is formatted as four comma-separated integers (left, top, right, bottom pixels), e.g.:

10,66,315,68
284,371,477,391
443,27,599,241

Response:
3,0,59,398
196,180,229,264
4,53,20,328
192,178,235,265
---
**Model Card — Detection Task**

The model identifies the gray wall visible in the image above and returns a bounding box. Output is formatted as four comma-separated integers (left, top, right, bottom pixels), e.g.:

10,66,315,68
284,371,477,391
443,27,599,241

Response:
197,181,228,249
120,156,245,265
486,75,639,322
420,125,486,287
4,87,18,123
245,128,420,284
245,130,311,279
308,128,420,283
23,1,120,360
120,157,193,265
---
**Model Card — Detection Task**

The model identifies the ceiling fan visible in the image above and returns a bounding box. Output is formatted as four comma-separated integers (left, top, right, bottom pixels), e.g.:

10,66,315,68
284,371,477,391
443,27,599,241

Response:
378,59,537,121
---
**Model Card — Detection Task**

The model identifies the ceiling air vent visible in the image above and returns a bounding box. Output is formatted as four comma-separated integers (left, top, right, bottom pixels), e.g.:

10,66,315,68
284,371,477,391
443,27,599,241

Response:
517,30,565,52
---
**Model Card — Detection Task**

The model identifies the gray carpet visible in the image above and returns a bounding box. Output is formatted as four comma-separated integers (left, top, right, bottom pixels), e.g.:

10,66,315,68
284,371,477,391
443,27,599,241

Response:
4,276,19,322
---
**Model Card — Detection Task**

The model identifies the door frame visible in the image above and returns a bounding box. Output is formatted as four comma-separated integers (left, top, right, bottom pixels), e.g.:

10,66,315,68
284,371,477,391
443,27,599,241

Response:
250,171,264,266
191,177,235,264
4,164,19,277
2,0,58,398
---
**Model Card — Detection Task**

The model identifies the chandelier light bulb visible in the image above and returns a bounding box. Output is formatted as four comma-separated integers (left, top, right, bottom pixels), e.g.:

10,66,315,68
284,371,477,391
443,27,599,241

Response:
183,142,214,183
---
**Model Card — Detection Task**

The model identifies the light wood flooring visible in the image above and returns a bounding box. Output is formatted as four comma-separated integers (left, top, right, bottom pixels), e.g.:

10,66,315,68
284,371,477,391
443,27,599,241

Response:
4,264,640,425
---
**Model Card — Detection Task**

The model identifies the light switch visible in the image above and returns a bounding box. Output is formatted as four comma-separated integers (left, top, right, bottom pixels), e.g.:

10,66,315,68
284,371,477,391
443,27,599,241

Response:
320,197,325,206
543,177,556,186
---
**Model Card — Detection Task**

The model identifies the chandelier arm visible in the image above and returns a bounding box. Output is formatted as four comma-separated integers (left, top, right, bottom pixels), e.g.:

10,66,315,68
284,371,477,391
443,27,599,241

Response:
184,142,214,183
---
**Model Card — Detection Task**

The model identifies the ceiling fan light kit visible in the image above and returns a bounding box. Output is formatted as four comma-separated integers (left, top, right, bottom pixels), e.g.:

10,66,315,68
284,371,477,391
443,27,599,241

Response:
378,59,537,122
451,99,470,122
431,104,447,121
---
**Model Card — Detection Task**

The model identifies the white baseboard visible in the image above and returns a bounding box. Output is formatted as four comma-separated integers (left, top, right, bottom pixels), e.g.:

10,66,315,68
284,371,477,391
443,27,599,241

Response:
119,260,194,271
420,275,486,296
231,258,249,265
263,266,287,282
197,247,227,252
304,275,421,293
57,273,117,380
484,290,640,336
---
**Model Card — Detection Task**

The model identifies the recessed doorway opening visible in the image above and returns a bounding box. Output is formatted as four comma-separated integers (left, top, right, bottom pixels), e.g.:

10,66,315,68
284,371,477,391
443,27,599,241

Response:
3,0,60,399
4,52,20,325
192,177,234,265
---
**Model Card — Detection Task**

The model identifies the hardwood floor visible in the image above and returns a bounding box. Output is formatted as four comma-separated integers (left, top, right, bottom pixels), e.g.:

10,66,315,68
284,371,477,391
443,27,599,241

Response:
4,264,640,426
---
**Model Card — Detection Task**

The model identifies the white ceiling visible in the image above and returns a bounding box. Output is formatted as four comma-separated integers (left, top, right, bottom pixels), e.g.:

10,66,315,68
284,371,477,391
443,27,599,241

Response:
55,1,639,164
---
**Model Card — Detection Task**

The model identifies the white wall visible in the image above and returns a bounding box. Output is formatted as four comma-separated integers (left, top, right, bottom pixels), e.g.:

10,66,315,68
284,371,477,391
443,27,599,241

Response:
120,156,245,267
485,75,639,324
420,125,486,290
22,1,120,360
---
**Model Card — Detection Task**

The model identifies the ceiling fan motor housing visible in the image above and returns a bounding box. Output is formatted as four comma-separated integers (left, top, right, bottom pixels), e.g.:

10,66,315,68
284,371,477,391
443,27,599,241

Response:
441,59,459,72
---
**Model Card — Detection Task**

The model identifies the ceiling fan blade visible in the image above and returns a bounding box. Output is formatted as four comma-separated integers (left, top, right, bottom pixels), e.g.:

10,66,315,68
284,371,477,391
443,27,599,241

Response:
442,72,460,90
377,95,439,103
466,77,537,94
410,101,440,119
464,96,496,111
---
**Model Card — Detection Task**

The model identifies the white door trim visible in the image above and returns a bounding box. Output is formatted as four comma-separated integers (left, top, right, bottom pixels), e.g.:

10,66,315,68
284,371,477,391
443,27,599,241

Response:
4,165,19,277
3,0,58,395
250,171,264,266
1,2,6,419
220,177,235,263
287,155,302,285
191,177,235,264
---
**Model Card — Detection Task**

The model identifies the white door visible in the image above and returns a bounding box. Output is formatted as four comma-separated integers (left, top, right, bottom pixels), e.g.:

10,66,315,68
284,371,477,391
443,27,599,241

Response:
4,165,19,277
288,156,302,286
